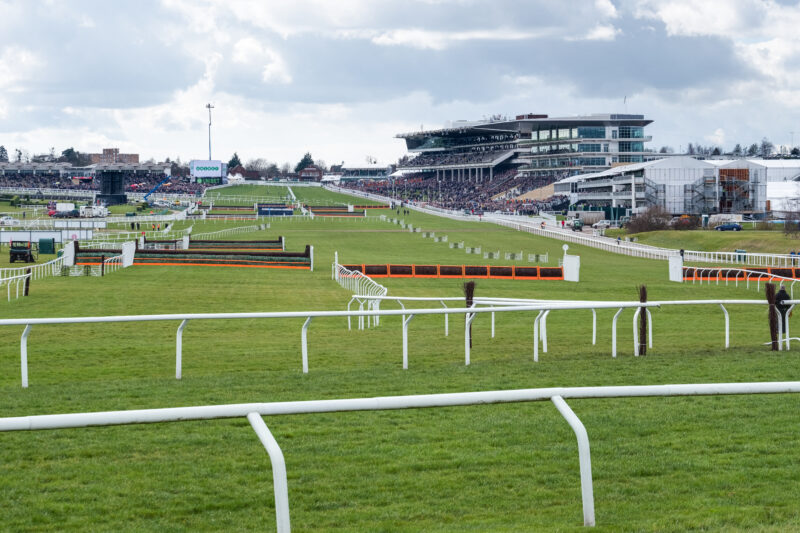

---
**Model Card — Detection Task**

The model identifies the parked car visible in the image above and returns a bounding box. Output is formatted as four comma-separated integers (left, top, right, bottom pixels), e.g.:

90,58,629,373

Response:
592,220,611,229
0,215,20,226
715,223,742,231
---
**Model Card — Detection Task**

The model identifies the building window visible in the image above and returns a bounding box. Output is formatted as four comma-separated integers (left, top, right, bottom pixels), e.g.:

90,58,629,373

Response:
577,126,606,139
619,126,643,139
578,143,602,153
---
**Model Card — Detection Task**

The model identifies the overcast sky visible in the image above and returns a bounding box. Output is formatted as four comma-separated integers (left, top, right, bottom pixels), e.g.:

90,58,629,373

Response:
2,0,800,167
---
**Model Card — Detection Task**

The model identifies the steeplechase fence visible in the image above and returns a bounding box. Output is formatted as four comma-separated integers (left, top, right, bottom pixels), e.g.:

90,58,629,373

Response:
130,245,314,270
340,263,564,281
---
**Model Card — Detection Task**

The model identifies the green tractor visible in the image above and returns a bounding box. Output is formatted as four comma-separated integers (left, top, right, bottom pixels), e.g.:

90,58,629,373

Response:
571,219,584,231
9,241,38,263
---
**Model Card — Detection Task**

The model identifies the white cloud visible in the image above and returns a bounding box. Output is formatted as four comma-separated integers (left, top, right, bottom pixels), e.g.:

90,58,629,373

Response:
0,46,43,90
567,24,620,41
370,28,550,50
232,37,292,84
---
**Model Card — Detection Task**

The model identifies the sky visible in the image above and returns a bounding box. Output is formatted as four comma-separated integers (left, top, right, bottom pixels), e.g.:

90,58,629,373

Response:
2,0,800,167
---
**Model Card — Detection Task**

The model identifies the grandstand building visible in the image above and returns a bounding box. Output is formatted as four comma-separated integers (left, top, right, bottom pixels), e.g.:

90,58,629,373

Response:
395,113,654,194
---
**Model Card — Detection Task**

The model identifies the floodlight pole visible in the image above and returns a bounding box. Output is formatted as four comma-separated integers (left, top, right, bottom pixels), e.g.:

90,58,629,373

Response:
206,103,214,160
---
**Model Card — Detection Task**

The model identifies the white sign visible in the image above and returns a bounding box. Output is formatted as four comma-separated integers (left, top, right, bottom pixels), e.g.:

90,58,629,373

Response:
190,160,225,178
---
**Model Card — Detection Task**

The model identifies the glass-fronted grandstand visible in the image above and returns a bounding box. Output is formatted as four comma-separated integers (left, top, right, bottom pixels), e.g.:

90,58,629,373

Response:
395,113,654,196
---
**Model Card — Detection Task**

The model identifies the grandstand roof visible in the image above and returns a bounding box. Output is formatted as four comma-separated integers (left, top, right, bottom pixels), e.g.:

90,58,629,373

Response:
396,113,652,138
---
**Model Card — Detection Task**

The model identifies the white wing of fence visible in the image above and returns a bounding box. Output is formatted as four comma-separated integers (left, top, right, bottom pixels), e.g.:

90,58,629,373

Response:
2,381,799,530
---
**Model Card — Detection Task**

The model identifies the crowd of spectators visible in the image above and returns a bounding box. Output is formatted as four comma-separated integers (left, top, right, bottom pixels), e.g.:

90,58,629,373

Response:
401,147,514,168
0,172,208,196
341,168,568,215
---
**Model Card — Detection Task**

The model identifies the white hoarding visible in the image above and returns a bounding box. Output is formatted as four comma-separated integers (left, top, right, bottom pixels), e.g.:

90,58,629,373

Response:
190,160,224,178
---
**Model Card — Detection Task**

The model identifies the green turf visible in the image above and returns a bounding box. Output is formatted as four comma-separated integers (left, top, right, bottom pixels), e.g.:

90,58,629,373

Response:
619,229,800,254
2,186,800,531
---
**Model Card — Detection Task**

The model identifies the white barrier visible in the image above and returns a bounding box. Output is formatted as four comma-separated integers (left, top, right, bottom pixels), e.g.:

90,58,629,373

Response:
1,271,30,301
7,297,792,389
332,252,388,330
0,256,65,282
2,381,800,530
685,266,799,296
193,224,266,239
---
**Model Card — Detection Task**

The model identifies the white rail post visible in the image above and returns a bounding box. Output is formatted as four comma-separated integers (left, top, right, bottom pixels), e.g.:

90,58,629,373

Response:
591,309,596,345
21,324,32,388
465,310,476,365
440,300,449,336
719,304,729,349
301,317,313,373
786,305,795,350
533,310,544,362
176,319,188,379
491,311,495,338
632,308,641,356
247,413,291,533
551,396,595,527
611,308,623,358
402,314,414,369
646,309,653,349
541,310,551,353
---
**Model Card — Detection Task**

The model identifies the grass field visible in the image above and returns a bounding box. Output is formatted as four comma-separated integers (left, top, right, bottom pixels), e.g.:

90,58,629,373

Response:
2,186,800,531
614,228,800,254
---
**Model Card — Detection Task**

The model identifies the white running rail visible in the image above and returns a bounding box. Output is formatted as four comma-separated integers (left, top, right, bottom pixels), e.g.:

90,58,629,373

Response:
1,271,30,301
0,256,65,282
6,298,798,390
1,382,799,530
686,267,800,296
193,224,266,239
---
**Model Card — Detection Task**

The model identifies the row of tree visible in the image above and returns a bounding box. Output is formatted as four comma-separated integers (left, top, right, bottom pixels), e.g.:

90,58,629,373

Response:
225,151,326,177
657,138,799,157
0,145,96,166
0,145,327,179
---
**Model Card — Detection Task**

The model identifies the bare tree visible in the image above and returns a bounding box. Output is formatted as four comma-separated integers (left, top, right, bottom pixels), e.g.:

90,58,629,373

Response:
760,137,774,157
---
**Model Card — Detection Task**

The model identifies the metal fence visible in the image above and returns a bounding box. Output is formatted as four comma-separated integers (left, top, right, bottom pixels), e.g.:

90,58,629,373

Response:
1,271,30,301
2,381,799,530
0,255,65,282
5,298,796,390
685,267,800,296
193,224,266,239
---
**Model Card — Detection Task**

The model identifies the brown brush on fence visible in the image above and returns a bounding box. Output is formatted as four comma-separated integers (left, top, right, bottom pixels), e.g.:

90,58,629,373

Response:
766,283,779,350
639,285,647,355
464,281,476,348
